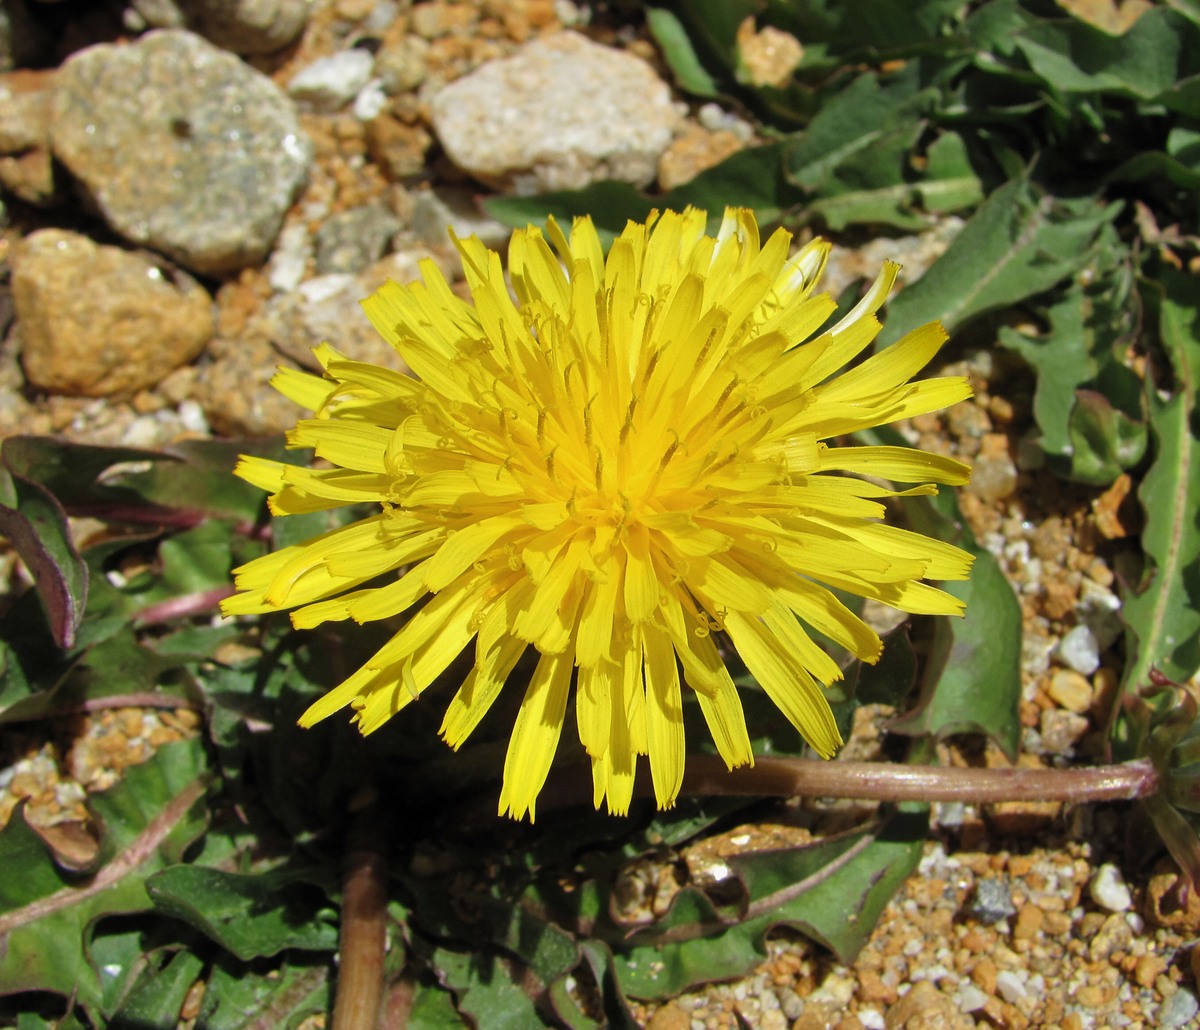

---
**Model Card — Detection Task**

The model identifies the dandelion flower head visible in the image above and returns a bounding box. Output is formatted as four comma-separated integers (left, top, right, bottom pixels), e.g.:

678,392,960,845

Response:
223,208,974,820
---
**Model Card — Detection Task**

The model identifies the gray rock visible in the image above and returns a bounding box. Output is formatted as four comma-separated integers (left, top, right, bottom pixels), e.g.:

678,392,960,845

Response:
315,203,402,275
13,229,214,396
123,0,186,29
288,49,375,111
127,0,311,55
969,878,1016,923
1160,988,1200,1030
50,29,312,276
429,30,682,195
409,186,510,250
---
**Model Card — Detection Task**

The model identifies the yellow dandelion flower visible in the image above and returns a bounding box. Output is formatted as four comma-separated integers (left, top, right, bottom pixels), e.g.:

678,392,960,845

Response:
223,208,974,821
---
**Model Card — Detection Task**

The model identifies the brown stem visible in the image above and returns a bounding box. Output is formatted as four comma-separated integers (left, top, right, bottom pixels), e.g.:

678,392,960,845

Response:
681,755,1161,805
333,800,390,1030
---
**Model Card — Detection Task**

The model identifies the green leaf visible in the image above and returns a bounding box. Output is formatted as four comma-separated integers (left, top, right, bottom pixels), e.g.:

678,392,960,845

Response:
407,980,470,1029
728,806,927,961
431,946,546,1030
878,178,1121,348
887,499,1022,757
998,244,1147,484
668,143,798,224
1065,389,1147,484
783,71,927,194
646,6,723,97
108,947,204,1027
0,627,197,726
0,739,210,1022
767,0,969,57
1013,9,1200,101
920,130,986,213
195,958,330,1030
0,465,88,650
0,436,280,527
1122,269,1200,691
145,866,339,961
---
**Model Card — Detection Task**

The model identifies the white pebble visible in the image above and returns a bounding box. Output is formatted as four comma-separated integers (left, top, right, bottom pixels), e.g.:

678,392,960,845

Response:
1089,862,1133,913
353,78,389,120
1056,624,1101,675
857,1009,886,1030
289,50,375,111
957,984,990,1012
1160,988,1200,1029
178,400,209,435
121,415,162,449
996,970,1028,1004
267,222,312,293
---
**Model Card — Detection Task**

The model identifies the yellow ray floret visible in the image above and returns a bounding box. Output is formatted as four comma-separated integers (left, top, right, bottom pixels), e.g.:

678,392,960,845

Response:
222,207,975,821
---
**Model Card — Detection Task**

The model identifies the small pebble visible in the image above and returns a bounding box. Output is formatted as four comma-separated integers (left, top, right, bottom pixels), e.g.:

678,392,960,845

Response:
995,970,1027,1004
1047,669,1094,714
289,50,375,111
1089,863,1133,913
267,221,313,293
1056,624,1101,675
1039,709,1089,755
957,983,990,1012
353,78,388,120
857,1010,885,1030
971,878,1016,923
1159,988,1200,1029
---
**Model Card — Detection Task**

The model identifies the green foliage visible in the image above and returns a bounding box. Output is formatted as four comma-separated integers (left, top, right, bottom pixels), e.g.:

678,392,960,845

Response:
1122,270,1200,692
0,740,209,1024
887,494,1023,760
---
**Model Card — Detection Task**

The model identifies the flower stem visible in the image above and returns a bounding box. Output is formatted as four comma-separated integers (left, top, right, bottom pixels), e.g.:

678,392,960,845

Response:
681,755,1160,805
333,799,389,1030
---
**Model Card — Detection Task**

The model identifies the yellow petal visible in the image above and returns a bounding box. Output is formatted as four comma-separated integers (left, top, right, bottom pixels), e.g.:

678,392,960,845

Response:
643,621,684,809
498,650,573,822
724,610,842,759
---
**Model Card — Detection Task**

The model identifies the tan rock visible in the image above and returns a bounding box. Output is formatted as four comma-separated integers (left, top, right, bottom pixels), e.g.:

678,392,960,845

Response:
13,229,214,397
736,17,804,88
884,980,974,1029
1145,862,1200,933
657,122,745,191
365,113,433,180
1047,669,1094,714
0,69,58,205
1013,903,1044,942
644,1002,690,1030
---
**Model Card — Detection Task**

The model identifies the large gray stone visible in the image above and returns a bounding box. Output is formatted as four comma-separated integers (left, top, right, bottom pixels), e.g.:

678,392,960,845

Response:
429,31,682,195
126,0,311,55
50,29,312,276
